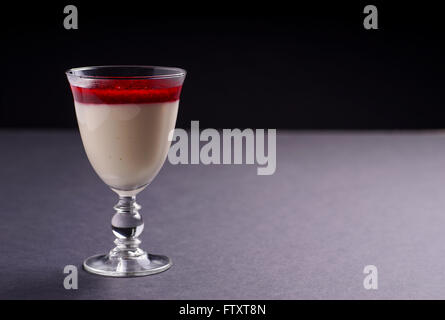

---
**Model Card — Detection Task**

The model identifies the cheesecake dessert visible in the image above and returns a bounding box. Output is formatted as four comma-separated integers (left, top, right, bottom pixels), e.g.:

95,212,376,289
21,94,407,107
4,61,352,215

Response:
69,77,182,194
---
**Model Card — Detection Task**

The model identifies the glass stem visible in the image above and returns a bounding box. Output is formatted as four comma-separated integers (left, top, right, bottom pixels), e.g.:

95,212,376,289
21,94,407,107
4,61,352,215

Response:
110,195,146,259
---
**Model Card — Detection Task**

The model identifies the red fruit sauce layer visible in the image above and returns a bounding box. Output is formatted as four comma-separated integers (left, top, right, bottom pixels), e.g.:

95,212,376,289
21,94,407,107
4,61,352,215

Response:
71,79,182,104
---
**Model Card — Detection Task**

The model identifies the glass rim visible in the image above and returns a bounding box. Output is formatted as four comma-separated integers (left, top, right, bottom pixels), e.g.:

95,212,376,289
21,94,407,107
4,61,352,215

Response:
65,65,187,80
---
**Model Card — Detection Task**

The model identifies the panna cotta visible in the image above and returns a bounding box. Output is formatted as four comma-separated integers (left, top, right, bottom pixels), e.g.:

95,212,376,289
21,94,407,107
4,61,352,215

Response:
70,79,182,192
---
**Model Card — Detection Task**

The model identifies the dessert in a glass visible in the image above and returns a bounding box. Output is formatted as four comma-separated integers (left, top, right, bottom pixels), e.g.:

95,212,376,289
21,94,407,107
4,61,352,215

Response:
66,65,186,277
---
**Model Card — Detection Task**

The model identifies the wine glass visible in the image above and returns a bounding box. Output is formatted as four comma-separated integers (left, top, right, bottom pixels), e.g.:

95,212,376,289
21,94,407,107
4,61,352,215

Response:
66,65,186,277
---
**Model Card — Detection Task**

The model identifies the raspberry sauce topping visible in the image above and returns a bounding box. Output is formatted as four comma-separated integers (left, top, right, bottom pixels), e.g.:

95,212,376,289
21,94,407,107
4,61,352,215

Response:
70,79,182,104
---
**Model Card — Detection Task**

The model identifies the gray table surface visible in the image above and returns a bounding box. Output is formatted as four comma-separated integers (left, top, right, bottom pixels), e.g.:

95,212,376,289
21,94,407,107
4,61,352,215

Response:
2,130,445,299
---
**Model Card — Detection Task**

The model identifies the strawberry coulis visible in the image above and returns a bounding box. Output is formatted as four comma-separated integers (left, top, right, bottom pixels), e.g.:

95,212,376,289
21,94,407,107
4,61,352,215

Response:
70,79,182,104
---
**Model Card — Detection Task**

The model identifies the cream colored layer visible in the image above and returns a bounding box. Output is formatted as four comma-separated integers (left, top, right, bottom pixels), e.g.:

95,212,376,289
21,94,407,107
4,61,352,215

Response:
75,101,179,191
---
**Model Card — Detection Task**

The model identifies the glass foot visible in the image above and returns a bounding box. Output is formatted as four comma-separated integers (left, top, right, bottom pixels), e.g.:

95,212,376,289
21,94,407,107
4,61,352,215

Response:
83,253,172,277
83,196,172,277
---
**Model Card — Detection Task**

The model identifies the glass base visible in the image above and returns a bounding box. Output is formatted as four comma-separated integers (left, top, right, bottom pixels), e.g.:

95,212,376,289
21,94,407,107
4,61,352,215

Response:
83,253,172,277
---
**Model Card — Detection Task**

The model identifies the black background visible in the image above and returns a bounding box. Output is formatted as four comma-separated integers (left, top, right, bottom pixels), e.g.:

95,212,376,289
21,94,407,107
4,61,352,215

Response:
1,1,444,130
